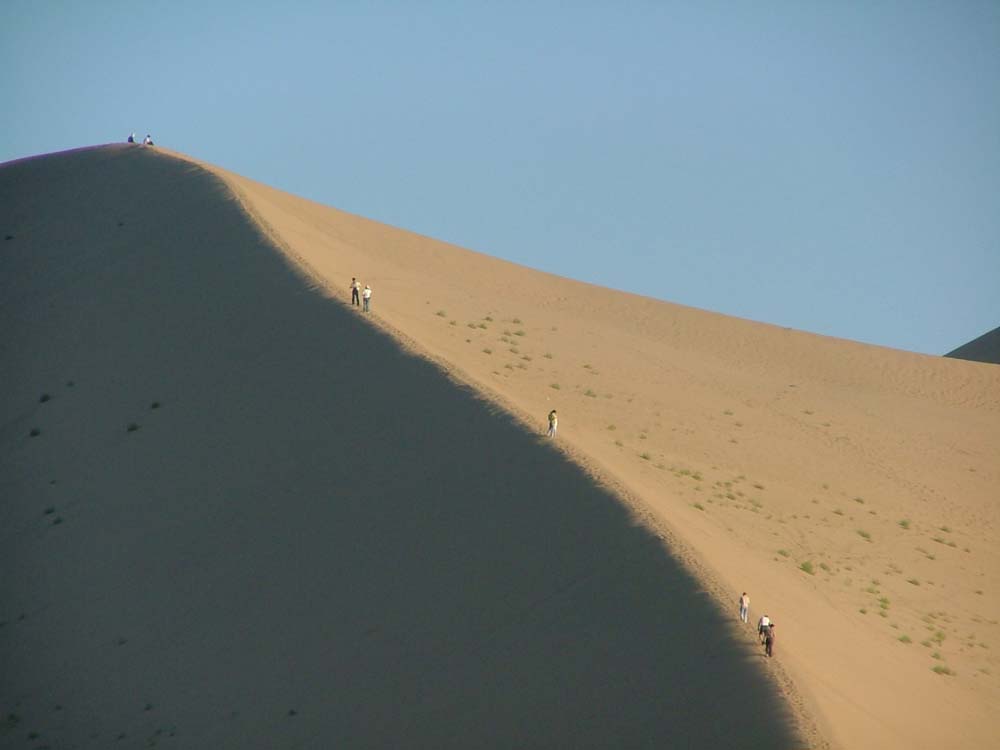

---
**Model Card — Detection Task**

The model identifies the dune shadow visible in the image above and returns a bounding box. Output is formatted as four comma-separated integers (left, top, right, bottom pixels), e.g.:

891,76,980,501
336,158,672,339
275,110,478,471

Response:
0,146,801,748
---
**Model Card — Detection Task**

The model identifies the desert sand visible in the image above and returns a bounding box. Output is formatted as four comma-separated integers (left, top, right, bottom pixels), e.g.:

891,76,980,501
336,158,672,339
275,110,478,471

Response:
2,144,998,749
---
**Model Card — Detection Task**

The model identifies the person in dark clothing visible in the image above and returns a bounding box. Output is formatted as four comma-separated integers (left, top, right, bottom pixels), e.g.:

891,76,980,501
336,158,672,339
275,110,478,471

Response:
765,623,775,657
350,277,360,306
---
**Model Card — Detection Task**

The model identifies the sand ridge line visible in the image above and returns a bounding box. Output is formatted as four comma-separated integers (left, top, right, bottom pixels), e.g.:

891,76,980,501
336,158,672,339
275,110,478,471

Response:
186,152,830,750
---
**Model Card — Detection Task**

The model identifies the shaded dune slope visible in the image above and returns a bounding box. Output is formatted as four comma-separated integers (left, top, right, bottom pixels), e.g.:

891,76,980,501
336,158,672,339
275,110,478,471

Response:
946,325,1000,365
1,146,800,747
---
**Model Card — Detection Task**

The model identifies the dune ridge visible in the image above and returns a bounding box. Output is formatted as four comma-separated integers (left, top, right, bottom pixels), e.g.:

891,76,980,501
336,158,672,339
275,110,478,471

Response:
3,143,999,749
173,147,1000,750
3,145,802,748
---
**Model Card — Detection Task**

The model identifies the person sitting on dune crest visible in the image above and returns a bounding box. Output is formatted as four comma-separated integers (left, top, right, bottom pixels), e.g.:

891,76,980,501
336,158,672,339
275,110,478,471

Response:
143,134,154,146
127,133,135,143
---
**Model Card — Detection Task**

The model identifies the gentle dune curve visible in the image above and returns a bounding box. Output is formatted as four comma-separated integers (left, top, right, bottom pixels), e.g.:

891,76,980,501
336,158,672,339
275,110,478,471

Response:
2,145,803,748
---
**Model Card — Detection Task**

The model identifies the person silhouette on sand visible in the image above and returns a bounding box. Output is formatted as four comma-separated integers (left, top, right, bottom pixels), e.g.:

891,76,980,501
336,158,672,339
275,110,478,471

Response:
350,277,361,306
547,409,558,437
765,623,775,657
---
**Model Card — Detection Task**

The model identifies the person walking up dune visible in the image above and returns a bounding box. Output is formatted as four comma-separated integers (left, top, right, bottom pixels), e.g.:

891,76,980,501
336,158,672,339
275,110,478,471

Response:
350,277,360,306
547,409,558,438
757,614,770,642
739,592,750,624
765,623,775,657
362,284,372,312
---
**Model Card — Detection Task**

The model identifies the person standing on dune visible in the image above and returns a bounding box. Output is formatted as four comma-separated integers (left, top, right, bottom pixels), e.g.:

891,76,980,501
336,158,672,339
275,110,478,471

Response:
765,623,775,657
350,277,360,306
362,284,372,312
739,592,750,624
547,409,558,438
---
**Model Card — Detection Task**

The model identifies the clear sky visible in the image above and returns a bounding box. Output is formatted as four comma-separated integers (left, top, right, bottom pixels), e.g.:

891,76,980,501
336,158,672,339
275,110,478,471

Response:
3,1,998,355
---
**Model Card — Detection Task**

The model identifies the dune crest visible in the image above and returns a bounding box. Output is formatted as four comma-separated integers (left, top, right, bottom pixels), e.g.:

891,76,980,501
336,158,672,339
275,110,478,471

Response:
175,148,1000,750
3,144,998,748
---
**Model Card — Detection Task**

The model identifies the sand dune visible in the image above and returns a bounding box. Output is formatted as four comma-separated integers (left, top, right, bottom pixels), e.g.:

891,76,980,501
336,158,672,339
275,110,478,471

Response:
2,145,799,748
3,144,999,749
947,325,1000,365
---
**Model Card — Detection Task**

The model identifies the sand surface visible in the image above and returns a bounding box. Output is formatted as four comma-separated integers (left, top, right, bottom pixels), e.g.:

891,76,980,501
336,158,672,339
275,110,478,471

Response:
3,144,999,748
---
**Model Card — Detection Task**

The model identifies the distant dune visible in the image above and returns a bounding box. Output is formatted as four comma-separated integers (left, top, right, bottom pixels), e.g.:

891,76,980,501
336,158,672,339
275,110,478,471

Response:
946,325,1000,365
3,144,999,750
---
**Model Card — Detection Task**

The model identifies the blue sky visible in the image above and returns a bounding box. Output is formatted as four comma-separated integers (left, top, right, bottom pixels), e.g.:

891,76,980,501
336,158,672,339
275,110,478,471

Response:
3,1,998,355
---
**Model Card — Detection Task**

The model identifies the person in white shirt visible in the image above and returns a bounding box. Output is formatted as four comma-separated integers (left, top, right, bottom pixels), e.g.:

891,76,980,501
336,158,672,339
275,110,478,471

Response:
362,284,372,312
143,134,154,146
547,410,558,437
739,592,750,624
757,614,770,642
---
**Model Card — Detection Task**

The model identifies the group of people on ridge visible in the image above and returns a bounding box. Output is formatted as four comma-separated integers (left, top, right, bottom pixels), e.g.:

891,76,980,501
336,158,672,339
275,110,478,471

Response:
350,277,373,312
127,133,154,146
740,592,776,657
